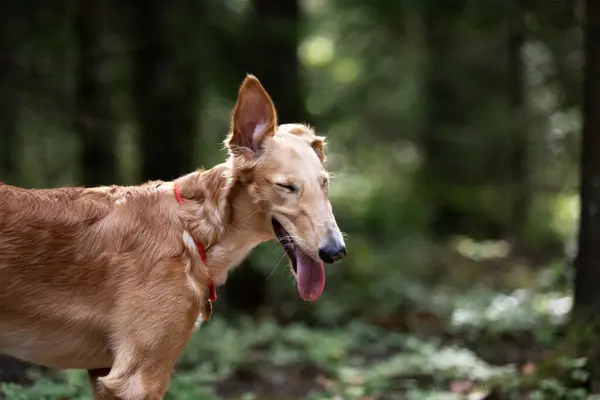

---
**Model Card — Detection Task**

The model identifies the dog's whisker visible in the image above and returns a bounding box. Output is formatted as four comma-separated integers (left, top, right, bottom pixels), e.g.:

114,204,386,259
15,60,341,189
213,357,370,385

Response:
243,209,261,224
266,252,288,281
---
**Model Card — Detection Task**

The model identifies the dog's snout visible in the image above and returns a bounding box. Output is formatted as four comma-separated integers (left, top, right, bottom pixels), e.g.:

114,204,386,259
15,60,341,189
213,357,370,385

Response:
318,242,347,264
319,224,346,264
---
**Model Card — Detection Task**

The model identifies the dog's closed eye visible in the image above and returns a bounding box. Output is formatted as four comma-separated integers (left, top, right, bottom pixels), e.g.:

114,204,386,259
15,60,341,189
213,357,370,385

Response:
276,183,297,193
320,178,328,190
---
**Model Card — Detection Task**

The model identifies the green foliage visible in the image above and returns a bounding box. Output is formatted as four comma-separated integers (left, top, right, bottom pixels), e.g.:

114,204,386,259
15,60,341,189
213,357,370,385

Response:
530,358,590,400
0,370,91,400
1,317,520,399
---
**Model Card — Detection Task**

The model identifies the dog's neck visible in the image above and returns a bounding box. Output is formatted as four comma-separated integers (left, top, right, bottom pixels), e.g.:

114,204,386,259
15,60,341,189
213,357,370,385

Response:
173,162,273,284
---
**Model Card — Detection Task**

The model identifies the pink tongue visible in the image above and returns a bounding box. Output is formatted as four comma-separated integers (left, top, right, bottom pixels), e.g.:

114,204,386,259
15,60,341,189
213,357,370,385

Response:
296,252,325,301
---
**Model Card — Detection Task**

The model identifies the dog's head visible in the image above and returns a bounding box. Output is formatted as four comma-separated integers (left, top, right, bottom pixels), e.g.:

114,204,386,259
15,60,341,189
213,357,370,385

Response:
225,75,346,301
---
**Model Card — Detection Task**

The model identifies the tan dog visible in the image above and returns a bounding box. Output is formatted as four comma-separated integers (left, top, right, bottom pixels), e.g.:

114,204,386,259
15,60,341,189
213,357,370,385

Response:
0,75,346,399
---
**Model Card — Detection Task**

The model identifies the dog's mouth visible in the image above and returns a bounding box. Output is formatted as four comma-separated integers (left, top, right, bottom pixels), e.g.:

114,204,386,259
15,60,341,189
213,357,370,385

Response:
271,218,325,302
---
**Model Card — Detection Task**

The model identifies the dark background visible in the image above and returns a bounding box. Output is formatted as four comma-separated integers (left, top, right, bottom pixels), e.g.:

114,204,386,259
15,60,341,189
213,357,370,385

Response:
1,0,599,399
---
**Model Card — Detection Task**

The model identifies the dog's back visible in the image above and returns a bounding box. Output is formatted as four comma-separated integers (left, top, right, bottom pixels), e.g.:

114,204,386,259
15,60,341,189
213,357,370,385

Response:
1,184,109,260
0,183,140,282
0,182,186,369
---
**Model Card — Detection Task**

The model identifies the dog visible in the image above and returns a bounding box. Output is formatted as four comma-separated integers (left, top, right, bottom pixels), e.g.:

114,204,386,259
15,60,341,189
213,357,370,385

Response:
0,75,346,399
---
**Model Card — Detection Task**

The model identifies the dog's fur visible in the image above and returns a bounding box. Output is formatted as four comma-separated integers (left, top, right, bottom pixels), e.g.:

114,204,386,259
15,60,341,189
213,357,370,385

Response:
0,75,345,399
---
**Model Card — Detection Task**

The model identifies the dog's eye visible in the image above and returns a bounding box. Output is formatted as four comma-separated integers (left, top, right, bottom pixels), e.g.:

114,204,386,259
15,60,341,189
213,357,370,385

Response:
276,183,297,193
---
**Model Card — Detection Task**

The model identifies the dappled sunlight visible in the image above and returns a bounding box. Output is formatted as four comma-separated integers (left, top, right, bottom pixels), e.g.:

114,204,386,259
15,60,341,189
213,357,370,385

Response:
451,289,573,332
331,58,360,83
453,237,512,261
550,194,580,252
299,36,335,67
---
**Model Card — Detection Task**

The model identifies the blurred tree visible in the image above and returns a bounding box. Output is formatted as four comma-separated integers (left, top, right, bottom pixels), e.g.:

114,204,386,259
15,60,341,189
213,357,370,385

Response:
74,0,117,186
213,0,305,122
571,0,600,389
129,0,202,181
0,3,42,385
536,0,580,109
420,0,472,239
508,0,529,237
418,0,535,242
246,0,305,123
0,4,27,185
0,69,19,185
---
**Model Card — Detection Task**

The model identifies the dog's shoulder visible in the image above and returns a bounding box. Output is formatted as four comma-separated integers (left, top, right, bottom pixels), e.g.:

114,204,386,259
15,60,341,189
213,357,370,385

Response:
94,182,189,252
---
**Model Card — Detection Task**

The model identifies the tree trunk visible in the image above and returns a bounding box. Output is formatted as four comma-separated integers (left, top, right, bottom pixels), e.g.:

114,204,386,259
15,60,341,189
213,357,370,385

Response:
0,5,43,386
74,0,117,187
541,0,580,109
0,5,24,185
421,2,470,239
246,0,305,122
130,0,200,182
573,0,600,320
570,0,600,391
0,60,20,186
420,1,515,241
508,2,529,238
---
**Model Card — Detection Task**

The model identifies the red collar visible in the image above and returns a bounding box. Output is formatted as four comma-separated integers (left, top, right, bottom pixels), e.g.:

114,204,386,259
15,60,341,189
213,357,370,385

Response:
174,182,217,302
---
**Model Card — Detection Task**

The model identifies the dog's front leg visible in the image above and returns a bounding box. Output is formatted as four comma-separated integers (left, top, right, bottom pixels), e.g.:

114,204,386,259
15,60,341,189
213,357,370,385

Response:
92,264,201,400
88,368,114,400
95,323,195,400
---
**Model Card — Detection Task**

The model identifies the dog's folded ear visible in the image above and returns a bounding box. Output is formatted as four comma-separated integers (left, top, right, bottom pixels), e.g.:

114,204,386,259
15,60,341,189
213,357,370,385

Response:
227,74,277,157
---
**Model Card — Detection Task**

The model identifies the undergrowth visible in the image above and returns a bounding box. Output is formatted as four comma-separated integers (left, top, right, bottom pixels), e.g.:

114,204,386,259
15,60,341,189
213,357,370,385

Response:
0,267,584,400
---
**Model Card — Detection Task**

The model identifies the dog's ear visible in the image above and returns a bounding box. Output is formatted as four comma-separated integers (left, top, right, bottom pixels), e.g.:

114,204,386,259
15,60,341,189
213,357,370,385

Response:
227,74,277,156
310,136,326,163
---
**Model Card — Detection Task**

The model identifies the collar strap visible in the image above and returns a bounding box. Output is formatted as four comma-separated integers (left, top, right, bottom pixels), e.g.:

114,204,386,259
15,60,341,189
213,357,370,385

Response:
174,182,217,302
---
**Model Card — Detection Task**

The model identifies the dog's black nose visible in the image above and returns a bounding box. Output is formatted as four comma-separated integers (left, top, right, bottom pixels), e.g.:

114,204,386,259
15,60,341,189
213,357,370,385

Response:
318,243,347,264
